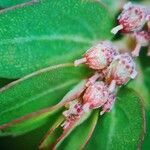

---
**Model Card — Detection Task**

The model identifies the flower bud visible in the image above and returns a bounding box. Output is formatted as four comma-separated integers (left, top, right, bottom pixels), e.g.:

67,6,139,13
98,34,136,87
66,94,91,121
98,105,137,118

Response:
62,101,83,129
105,53,137,88
111,2,147,34
63,101,83,117
74,41,119,70
82,81,111,112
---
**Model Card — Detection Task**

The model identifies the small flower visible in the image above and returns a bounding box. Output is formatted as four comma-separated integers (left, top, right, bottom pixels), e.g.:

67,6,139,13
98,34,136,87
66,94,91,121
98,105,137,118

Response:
63,101,83,117
61,101,83,129
82,81,114,113
111,2,147,34
132,30,150,57
74,41,119,70
105,53,137,92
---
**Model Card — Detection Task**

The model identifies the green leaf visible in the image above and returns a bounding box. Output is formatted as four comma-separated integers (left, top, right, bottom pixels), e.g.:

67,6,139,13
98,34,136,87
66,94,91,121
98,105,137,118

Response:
128,63,150,149
0,117,60,150
39,110,92,149
55,111,92,149
57,110,98,150
139,48,150,69
0,0,31,8
142,68,150,149
127,62,150,109
143,68,150,94
142,110,150,149
0,63,91,135
0,107,64,136
127,61,150,150
39,115,65,149
86,88,145,150
0,0,114,78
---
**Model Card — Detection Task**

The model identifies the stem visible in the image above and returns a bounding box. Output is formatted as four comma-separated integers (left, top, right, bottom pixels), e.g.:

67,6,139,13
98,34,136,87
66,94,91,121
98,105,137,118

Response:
108,80,116,93
111,25,123,34
132,43,141,57
74,58,87,66
100,110,105,116
83,103,90,112
147,46,150,56
86,72,100,87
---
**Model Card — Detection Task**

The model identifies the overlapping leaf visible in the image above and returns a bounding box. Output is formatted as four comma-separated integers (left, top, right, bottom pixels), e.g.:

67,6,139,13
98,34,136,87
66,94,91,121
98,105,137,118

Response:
0,64,91,135
57,110,98,150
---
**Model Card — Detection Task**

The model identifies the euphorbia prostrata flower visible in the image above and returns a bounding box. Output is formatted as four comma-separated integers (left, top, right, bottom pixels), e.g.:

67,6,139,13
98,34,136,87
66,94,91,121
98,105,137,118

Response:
74,41,119,70
61,81,116,129
82,81,115,113
111,2,149,34
105,53,137,92
62,100,83,129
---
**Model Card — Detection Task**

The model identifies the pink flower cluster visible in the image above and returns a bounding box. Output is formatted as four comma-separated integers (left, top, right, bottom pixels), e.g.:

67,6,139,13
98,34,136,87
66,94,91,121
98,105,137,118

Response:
61,1,149,129
62,40,137,129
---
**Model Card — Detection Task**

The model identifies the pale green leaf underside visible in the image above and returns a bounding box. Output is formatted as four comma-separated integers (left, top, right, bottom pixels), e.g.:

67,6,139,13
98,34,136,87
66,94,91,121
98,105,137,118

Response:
0,0,113,78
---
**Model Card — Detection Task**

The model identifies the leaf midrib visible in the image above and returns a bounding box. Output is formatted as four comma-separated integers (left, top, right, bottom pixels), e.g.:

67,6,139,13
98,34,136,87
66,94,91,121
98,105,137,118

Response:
0,34,95,45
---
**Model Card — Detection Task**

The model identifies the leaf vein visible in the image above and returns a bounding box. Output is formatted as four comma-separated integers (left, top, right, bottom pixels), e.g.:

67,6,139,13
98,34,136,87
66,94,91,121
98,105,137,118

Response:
0,35,94,45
